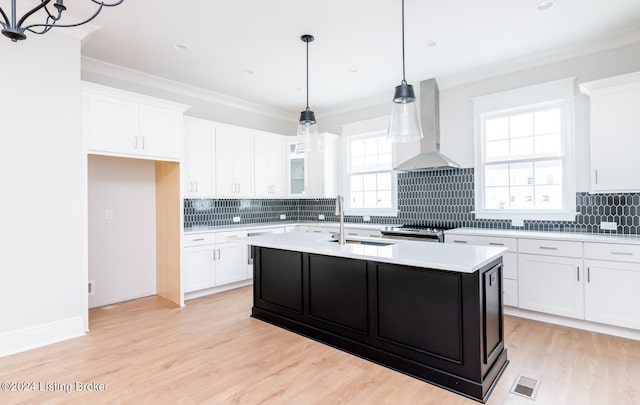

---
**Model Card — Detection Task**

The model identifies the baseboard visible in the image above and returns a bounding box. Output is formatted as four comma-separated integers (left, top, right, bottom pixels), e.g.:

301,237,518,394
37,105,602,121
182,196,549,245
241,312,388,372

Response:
0,317,85,357
504,306,640,341
184,279,253,301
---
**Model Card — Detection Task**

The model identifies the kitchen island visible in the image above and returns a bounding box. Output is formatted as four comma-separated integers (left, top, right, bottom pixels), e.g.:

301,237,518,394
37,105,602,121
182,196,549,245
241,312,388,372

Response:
237,232,509,403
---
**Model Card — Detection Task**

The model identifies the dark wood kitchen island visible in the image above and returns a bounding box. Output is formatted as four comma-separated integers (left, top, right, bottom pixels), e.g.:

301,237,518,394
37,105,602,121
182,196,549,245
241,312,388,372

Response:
239,232,508,403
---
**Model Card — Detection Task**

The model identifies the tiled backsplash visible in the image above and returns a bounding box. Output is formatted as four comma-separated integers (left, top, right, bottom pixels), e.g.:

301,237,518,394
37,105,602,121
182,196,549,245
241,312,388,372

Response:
185,168,640,234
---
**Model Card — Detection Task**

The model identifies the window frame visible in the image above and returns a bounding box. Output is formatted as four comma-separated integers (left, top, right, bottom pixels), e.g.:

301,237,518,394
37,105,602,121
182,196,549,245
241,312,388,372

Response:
472,78,577,221
343,129,399,217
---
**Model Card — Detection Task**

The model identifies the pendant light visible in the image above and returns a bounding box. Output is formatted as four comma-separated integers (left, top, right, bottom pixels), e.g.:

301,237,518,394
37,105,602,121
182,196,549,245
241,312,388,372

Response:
0,0,124,42
295,34,321,154
387,0,423,143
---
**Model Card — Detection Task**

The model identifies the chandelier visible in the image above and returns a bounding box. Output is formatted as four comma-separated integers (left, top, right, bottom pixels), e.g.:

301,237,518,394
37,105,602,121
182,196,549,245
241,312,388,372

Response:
1,0,124,42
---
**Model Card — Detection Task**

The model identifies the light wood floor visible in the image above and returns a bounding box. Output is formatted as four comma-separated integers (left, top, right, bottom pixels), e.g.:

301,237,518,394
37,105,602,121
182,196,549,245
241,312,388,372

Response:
1,286,639,405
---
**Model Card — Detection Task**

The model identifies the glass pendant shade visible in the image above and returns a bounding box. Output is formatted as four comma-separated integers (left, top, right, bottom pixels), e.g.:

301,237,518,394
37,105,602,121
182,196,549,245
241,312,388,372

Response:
388,83,423,142
295,110,321,154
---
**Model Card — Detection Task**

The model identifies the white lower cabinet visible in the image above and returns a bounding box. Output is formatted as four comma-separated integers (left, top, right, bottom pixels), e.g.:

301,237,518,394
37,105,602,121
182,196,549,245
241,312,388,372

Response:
445,234,518,306
183,244,216,292
215,242,247,285
518,253,584,319
183,230,248,294
584,259,640,330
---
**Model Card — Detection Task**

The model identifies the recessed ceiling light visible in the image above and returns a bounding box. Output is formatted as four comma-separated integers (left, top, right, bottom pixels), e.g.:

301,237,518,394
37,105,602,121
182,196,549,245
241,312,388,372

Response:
173,44,188,51
349,68,358,73
536,0,555,11
295,87,303,92
241,69,255,75
425,40,437,48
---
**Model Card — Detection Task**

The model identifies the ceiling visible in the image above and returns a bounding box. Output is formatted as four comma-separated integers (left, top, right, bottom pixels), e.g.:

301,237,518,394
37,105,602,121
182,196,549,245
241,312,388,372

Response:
64,0,640,117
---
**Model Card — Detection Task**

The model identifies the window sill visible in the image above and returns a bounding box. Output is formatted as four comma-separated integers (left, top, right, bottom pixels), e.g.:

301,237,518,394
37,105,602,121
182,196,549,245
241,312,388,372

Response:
344,209,399,218
474,210,578,222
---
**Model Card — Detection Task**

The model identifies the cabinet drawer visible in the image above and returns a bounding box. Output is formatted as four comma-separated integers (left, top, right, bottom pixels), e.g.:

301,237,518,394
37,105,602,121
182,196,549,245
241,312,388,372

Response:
216,230,249,243
184,232,216,247
446,234,517,252
345,228,382,238
518,238,582,258
307,226,337,235
584,242,640,263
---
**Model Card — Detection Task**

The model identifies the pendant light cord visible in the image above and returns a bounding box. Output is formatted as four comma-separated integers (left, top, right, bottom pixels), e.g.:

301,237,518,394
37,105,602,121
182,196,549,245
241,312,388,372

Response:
306,38,310,110
401,0,407,85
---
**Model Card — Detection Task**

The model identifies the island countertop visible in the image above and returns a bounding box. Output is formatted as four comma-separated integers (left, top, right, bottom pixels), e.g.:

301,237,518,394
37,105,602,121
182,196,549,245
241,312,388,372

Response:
236,232,506,273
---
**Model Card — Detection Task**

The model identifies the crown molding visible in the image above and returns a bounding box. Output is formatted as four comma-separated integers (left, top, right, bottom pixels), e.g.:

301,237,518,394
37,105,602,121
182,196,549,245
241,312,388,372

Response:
81,57,298,123
321,32,640,120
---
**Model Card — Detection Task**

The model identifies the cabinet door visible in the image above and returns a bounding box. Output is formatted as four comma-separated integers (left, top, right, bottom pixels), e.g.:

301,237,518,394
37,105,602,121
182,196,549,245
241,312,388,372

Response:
269,138,287,197
590,84,640,193
518,254,584,319
253,136,271,197
87,93,139,155
138,105,182,160
306,133,338,198
184,119,215,197
183,245,215,292
584,259,640,330
215,243,247,285
215,126,253,197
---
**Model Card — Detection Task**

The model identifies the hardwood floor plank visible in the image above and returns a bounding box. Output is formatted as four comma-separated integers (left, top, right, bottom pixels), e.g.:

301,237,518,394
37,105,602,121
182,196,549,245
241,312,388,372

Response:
0,286,638,404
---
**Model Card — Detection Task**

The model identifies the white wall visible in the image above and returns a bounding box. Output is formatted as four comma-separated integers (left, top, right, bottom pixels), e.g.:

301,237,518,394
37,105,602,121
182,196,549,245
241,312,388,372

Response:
321,42,640,192
88,156,157,308
0,32,86,356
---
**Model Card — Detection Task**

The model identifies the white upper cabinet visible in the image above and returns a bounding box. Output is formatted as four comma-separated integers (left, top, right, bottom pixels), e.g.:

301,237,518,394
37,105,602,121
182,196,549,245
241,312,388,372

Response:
215,125,253,197
287,133,339,198
580,71,640,193
82,82,190,161
183,117,216,197
254,134,287,197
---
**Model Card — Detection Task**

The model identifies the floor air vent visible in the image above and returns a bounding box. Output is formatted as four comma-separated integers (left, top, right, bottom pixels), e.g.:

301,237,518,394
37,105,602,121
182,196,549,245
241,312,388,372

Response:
510,374,541,400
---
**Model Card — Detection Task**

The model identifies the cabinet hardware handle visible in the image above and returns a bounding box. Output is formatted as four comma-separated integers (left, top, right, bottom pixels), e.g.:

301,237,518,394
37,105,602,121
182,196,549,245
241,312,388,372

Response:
595,169,598,184
194,181,198,192
134,136,138,149
348,233,357,236
610,251,633,256
218,249,221,260
226,235,238,239
489,242,504,246
141,136,145,150
369,234,379,237
453,240,467,244
539,246,558,250
312,230,322,233
212,250,216,261
587,267,590,283
192,238,205,241
577,266,580,282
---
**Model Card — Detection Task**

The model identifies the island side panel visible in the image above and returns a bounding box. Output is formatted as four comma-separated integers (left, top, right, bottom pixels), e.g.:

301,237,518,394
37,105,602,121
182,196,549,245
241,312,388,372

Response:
305,254,369,339
253,247,304,317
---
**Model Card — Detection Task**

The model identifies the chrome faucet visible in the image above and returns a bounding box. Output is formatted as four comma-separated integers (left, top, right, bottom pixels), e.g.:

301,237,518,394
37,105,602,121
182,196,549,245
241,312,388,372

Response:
335,195,346,245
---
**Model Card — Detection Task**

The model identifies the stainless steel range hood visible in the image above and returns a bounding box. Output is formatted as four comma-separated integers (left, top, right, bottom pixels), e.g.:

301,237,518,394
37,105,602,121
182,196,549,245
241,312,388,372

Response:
393,79,460,172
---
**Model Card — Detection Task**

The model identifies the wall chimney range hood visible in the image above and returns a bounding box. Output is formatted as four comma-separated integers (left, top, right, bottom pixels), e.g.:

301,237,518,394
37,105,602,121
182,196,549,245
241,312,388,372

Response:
393,78,460,172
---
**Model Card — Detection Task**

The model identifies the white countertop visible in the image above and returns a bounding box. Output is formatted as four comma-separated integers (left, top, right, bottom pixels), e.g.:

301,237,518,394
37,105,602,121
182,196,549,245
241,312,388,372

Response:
445,227,640,245
236,232,506,273
184,221,399,234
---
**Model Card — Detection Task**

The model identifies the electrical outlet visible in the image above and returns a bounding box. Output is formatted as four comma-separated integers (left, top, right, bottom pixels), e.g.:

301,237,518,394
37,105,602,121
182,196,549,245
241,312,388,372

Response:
88,280,95,296
318,215,325,220
280,214,286,220
511,219,524,227
600,221,617,231
233,216,241,223
363,216,371,222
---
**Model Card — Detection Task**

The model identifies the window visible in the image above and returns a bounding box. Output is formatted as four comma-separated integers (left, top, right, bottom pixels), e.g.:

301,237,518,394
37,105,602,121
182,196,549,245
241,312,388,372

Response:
473,78,576,221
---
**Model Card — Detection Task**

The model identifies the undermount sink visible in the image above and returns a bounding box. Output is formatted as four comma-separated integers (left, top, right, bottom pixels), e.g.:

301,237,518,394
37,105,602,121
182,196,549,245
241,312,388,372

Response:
329,239,395,247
